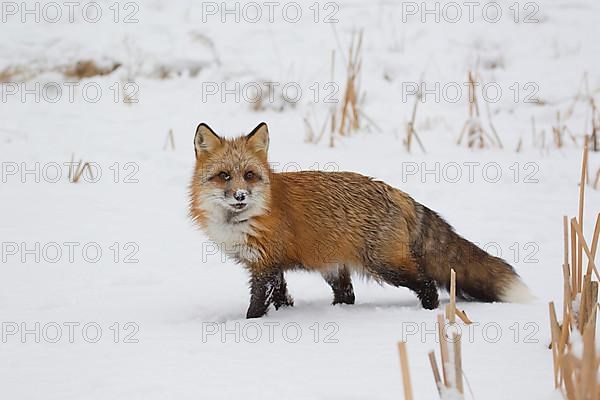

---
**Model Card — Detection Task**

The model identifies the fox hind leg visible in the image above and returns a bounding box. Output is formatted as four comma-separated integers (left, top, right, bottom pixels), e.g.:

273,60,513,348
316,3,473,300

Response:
409,277,439,310
367,262,439,310
322,265,355,305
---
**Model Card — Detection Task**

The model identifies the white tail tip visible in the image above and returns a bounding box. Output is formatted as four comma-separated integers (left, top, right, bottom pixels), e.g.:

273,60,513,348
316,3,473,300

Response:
500,277,535,303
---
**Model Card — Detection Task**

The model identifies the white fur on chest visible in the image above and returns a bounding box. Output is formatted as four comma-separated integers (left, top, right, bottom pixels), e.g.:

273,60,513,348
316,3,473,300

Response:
204,218,260,263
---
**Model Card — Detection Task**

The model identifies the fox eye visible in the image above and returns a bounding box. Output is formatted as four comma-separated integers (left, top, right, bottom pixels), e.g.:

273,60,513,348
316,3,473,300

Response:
218,171,230,181
244,171,254,180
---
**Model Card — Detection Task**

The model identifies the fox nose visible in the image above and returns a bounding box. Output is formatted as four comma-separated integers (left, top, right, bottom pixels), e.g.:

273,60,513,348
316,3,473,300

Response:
233,190,247,202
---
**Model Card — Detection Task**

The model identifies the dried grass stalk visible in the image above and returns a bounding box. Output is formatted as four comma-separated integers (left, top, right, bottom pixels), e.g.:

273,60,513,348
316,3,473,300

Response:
437,314,450,387
397,342,413,400
428,351,442,396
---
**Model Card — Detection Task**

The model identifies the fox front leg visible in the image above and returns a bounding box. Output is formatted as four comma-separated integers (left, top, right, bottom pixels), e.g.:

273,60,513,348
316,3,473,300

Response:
246,269,291,318
271,270,294,310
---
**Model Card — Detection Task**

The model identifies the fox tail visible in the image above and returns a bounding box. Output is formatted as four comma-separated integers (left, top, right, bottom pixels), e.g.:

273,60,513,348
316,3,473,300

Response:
413,204,533,303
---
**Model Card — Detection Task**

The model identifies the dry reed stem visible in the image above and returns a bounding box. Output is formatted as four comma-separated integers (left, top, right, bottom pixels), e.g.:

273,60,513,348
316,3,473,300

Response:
455,308,473,325
553,111,564,148
579,308,597,399
405,73,427,154
72,159,82,182
558,309,571,386
397,342,413,400
585,282,598,331
563,215,572,323
303,117,315,143
550,302,561,388
590,98,598,152
562,354,576,400
68,153,75,181
457,70,501,150
577,274,597,334
447,269,457,324
73,163,92,183
437,314,450,387
558,308,571,354
563,263,573,328
468,72,481,119
586,214,600,278
338,31,363,136
555,173,600,400
68,155,93,183
578,137,588,292
405,94,418,152
428,351,442,397
578,275,591,332
453,333,463,395
571,221,578,295
571,218,600,281
564,216,570,268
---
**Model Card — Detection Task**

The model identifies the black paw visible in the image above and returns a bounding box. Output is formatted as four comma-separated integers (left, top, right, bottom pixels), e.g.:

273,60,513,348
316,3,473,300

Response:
333,293,355,305
246,304,269,319
420,293,439,310
273,294,294,310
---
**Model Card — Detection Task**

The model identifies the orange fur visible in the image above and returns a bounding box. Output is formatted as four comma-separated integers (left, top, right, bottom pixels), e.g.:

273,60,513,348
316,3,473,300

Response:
191,164,420,273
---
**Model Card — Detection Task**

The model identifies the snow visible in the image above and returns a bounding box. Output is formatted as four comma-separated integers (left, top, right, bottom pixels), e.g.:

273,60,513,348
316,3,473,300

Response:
1,0,599,399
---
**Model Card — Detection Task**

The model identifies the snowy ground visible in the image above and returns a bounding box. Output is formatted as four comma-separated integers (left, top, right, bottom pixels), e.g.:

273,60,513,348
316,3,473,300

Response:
1,0,600,399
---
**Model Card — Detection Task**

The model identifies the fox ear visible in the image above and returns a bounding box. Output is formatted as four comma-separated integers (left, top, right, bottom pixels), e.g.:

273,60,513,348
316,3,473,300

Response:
246,122,269,154
194,123,222,158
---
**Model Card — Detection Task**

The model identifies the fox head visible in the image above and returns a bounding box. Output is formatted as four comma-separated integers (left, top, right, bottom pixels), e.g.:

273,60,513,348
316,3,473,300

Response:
190,122,272,225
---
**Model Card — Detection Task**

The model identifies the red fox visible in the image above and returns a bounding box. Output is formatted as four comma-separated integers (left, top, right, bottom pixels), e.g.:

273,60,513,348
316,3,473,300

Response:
189,122,532,318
